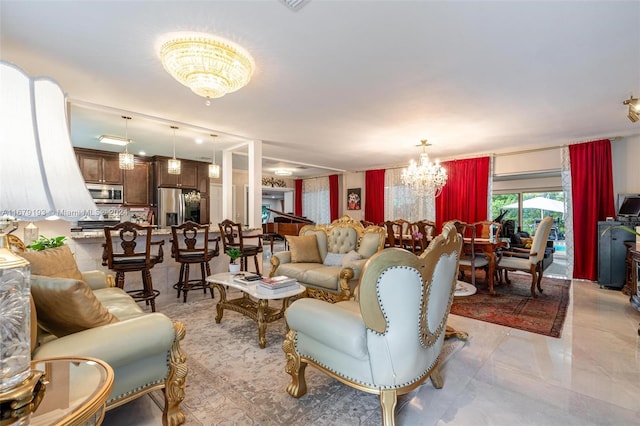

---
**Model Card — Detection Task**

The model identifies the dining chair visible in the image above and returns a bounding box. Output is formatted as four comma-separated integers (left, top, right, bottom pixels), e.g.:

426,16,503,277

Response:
452,221,489,287
383,221,402,248
497,216,554,297
218,219,264,274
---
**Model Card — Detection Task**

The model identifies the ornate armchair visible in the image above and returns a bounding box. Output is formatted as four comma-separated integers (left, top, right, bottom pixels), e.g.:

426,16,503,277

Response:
497,216,554,297
282,222,462,426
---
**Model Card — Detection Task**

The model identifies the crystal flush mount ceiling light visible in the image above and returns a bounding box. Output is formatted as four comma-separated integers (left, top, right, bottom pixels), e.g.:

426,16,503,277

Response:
158,32,255,104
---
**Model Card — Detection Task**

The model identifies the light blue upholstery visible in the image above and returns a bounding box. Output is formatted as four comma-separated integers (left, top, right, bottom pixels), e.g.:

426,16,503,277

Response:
30,270,187,425
282,223,463,426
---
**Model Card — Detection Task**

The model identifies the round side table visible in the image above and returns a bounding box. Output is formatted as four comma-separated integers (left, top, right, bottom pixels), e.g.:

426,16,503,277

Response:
30,356,114,426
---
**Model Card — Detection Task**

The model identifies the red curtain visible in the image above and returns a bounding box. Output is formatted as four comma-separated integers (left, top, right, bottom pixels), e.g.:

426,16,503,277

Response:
365,169,385,224
569,139,615,281
329,174,339,221
294,179,303,216
436,156,490,232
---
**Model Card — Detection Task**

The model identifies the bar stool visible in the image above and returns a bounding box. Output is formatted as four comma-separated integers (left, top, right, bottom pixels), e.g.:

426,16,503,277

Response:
218,219,263,274
102,221,164,312
171,221,220,303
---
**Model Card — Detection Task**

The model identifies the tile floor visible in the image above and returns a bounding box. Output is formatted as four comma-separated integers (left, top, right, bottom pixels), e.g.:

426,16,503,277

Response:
103,260,640,426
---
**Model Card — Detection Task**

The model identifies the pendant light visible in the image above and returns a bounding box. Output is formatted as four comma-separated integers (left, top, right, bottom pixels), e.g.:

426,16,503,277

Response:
168,125,181,174
208,134,220,178
118,116,135,170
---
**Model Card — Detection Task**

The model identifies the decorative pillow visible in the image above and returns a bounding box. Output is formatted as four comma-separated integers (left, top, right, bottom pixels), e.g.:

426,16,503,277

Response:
19,245,83,280
286,234,322,263
323,252,346,266
30,275,118,337
341,250,362,266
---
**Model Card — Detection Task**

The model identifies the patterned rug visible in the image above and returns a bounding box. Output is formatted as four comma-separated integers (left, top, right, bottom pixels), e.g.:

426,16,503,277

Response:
450,272,571,338
153,292,465,425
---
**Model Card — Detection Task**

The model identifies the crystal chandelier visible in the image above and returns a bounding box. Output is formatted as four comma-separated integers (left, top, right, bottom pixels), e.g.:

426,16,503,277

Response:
118,116,134,170
159,32,255,104
184,190,201,206
208,134,220,179
401,140,448,197
168,125,181,175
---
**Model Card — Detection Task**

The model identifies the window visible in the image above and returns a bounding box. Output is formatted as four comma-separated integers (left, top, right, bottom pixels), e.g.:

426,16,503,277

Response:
384,168,435,222
302,177,330,225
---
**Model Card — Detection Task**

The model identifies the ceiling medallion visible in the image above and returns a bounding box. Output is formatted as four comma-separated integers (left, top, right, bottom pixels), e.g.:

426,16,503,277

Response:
401,140,448,197
159,32,255,103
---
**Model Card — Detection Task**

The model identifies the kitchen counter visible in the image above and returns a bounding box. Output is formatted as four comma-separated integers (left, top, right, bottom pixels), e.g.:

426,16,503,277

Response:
70,225,262,239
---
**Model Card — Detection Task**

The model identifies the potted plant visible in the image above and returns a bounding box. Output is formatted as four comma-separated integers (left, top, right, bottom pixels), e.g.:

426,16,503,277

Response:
225,248,242,273
26,235,67,251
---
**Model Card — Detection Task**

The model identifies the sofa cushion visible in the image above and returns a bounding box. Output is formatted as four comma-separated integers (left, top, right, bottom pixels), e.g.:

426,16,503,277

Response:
20,245,83,280
341,250,362,266
31,275,118,337
323,252,346,266
94,287,145,321
287,234,322,263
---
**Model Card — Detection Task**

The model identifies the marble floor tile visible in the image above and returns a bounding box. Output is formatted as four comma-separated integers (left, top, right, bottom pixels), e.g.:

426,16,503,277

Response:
103,275,640,426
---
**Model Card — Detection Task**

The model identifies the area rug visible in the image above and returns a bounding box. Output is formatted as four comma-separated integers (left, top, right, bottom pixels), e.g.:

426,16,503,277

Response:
151,293,465,425
450,272,571,338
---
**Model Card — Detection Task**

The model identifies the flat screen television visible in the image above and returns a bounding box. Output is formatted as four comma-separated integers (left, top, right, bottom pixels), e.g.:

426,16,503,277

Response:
617,194,640,220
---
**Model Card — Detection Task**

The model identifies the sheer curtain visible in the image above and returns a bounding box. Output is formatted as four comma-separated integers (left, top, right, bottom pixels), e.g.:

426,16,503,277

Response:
384,168,435,222
303,177,331,225
560,147,574,279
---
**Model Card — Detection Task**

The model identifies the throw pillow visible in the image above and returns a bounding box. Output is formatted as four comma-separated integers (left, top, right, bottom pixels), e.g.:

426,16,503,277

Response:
286,234,322,263
341,250,362,266
30,275,118,337
19,245,83,280
323,252,346,266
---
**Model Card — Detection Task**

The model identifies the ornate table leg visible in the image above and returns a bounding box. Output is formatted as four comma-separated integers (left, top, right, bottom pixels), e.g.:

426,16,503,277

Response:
486,252,496,295
257,299,269,348
214,284,226,323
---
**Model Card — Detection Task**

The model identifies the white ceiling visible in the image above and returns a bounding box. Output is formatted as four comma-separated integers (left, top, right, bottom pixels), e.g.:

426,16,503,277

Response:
1,1,639,178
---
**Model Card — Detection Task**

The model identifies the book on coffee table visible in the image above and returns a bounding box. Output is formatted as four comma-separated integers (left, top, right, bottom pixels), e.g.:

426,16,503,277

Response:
233,273,263,285
259,275,297,289
256,282,299,294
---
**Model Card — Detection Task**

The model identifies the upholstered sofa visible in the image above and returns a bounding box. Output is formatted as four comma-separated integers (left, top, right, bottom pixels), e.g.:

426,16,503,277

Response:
269,215,386,302
19,245,187,426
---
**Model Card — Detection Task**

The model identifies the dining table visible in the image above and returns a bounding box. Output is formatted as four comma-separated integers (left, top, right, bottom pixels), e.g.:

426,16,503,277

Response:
462,237,507,295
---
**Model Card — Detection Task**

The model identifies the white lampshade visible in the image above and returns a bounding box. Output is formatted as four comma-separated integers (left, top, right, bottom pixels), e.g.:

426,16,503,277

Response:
0,61,98,220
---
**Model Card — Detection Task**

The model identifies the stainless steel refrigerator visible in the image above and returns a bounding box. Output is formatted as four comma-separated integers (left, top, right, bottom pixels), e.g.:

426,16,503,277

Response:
157,188,201,228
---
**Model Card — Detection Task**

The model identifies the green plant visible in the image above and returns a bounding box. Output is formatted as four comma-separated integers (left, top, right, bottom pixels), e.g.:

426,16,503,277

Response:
26,235,67,251
601,225,640,237
225,247,242,264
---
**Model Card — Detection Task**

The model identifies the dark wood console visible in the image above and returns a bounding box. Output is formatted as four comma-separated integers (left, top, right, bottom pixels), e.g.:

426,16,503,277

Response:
624,243,640,335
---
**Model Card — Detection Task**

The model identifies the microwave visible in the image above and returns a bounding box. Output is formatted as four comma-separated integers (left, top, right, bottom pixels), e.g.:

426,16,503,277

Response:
86,183,124,204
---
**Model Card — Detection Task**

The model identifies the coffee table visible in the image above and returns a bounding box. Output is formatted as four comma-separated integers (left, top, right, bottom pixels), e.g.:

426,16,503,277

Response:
206,272,306,348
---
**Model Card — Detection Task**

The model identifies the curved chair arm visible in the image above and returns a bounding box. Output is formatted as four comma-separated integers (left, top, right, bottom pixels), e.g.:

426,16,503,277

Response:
81,270,111,290
32,313,176,366
208,236,221,256
151,240,165,264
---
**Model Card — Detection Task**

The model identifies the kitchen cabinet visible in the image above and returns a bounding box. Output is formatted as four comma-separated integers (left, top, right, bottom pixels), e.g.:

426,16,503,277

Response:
123,159,151,206
154,157,198,189
76,148,123,184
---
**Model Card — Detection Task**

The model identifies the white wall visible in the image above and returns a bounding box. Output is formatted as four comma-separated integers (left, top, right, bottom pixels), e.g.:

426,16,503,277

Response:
612,134,640,196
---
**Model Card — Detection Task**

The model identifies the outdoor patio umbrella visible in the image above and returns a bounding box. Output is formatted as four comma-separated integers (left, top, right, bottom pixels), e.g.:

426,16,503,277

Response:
505,196,564,214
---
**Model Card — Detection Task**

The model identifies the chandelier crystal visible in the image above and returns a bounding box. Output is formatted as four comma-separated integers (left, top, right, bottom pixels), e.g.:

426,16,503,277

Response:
118,116,134,170
208,134,220,179
168,125,181,175
401,140,448,197
159,32,255,101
